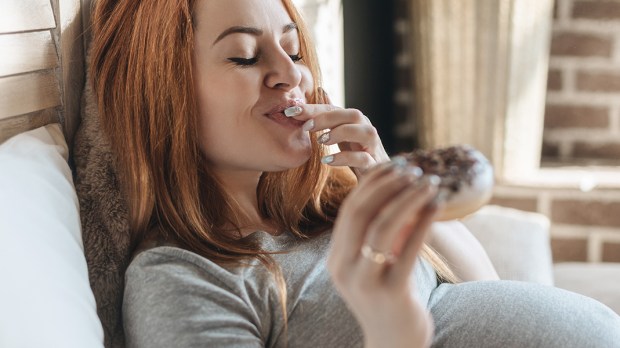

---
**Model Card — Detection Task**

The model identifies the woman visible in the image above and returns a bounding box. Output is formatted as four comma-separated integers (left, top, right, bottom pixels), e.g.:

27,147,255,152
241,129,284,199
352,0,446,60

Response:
89,0,620,347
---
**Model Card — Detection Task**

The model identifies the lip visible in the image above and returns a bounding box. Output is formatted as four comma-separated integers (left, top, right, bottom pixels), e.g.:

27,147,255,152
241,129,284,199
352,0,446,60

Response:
263,98,306,129
264,98,305,116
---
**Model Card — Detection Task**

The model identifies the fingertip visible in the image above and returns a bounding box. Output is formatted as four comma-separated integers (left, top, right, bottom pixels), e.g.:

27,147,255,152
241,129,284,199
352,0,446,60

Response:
284,105,303,117
425,197,446,217
321,155,335,165
302,119,315,132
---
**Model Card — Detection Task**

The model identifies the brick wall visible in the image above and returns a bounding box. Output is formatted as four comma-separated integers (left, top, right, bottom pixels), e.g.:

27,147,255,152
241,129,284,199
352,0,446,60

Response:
395,0,620,264
490,185,620,263
544,0,620,164
537,0,620,263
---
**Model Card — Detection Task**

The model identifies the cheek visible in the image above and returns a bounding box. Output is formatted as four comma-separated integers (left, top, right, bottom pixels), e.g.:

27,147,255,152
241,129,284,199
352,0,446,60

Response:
193,78,228,153
195,70,258,123
194,71,260,152
198,71,254,106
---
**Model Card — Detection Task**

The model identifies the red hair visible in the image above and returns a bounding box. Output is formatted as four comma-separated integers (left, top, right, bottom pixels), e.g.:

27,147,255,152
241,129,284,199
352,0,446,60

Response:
90,2,455,332
90,0,357,264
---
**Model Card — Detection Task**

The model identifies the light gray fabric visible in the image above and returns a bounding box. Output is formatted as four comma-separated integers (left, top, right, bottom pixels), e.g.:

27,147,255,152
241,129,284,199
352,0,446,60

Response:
123,230,620,348
430,281,620,348
462,205,555,285
123,231,436,348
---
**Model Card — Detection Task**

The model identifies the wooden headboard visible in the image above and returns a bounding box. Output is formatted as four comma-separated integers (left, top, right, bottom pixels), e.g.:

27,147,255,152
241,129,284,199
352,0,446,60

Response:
0,0,86,147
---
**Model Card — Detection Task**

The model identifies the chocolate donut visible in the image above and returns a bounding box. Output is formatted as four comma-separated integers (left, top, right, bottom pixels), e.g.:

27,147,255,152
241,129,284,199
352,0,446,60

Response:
402,145,494,221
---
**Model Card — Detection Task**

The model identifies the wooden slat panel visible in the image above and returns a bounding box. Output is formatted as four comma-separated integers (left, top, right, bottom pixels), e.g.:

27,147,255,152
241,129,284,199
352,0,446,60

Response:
0,72,61,120
0,0,56,34
0,108,59,144
0,31,59,77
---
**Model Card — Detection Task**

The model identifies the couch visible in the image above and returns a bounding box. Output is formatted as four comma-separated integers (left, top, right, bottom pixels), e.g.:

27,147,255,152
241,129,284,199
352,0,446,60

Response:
462,205,620,314
1,126,619,348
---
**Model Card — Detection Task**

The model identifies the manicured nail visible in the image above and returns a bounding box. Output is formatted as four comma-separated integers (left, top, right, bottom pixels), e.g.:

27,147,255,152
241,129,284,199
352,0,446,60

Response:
414,174,441,188
425,174,441,187
317,132,330,144
285,106,303,117
390,155,407,168
431,190,449,206
302,119,315,132
408,166,423,178
321,155,334,164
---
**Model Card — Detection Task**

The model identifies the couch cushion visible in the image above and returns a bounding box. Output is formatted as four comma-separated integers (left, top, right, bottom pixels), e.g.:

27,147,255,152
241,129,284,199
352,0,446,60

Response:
0,124,104,347
462,205,554,285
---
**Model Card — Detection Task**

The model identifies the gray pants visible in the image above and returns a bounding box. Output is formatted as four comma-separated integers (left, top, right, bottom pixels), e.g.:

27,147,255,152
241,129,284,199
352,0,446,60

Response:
429,281,620,348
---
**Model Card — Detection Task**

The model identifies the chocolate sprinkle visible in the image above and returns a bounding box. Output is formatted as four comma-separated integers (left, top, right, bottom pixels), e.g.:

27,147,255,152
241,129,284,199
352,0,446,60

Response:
400,145,486,194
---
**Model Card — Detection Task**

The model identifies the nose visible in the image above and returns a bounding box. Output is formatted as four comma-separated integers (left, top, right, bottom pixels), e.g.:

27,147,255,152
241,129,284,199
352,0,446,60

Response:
264,49,302,91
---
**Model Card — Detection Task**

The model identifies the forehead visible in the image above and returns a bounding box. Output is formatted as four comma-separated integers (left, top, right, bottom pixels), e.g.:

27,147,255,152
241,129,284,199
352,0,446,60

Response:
194,0,293,37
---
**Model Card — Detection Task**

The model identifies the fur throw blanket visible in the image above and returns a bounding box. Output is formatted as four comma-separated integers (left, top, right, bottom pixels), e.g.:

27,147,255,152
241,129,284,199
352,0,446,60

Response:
73,57,130,348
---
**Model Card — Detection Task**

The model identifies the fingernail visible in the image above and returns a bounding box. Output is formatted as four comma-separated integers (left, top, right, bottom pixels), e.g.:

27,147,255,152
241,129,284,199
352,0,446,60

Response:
284,106,303,117
415,174,441,188
390,155,407,168
431,190,449,206
317,132,330,144
321,155,334,164
408,166,423,178
302,119,314,132
426,174,441,187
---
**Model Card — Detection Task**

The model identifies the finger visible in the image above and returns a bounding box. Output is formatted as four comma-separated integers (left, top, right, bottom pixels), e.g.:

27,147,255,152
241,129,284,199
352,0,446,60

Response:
309,108,371,133
321,151,375,170
284,103,341,122
317,124,380,151
286,104,371,132
390,201,443,285
364,178,439,255
356,161,401,186
331,166,421,264
357,180,438,276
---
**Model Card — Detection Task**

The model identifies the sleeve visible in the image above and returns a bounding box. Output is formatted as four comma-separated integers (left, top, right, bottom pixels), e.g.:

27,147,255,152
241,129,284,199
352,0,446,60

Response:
123,250,268,348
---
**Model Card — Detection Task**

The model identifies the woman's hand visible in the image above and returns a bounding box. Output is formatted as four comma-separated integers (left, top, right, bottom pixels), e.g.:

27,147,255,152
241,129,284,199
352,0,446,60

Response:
285,94,390,177
326,162,442,348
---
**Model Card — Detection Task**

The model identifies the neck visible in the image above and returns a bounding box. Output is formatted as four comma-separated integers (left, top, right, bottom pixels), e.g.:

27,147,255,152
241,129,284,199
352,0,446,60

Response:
213,168,276,237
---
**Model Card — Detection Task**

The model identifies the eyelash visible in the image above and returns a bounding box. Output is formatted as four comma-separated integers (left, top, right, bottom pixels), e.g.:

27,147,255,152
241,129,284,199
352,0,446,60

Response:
228,54,303,67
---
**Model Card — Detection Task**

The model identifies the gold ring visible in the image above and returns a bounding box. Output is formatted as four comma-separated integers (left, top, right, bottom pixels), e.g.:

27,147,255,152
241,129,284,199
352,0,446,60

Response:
361,244,396,265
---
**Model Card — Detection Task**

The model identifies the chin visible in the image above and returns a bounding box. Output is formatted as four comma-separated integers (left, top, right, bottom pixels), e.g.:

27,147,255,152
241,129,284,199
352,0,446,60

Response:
268,149,312,172
285,137,313,163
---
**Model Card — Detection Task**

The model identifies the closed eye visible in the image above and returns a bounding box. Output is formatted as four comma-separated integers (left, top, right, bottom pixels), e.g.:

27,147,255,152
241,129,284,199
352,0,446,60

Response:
228,57,259,66
228,54,302,67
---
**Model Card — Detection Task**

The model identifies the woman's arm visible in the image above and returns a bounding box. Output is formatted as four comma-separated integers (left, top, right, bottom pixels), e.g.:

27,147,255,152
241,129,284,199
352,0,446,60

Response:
426,221,500,282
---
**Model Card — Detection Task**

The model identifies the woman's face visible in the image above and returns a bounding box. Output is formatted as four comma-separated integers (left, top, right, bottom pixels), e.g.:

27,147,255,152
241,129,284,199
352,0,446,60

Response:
193,0,314,174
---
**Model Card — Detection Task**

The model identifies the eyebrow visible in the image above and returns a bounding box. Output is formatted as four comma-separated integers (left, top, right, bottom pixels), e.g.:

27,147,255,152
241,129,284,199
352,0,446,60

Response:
213,23,298,46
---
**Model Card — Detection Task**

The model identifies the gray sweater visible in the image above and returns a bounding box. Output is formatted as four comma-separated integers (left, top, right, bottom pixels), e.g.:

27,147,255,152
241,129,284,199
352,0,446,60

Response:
123,230,620,348
123,231,437,347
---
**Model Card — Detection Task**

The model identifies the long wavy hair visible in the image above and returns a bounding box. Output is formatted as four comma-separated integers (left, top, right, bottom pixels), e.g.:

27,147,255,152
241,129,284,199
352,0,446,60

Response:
90,0,456,323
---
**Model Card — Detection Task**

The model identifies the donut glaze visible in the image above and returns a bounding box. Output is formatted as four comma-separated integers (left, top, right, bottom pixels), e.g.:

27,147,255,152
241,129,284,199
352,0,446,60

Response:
403,145,494,221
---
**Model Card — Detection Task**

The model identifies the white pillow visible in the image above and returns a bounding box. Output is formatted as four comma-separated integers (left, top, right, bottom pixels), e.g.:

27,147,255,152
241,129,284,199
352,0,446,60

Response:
0,124,104,348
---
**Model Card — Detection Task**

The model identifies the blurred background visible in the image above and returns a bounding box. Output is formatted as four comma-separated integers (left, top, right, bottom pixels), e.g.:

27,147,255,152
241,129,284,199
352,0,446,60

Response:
295,0,620,265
